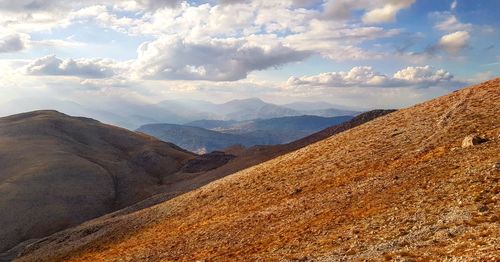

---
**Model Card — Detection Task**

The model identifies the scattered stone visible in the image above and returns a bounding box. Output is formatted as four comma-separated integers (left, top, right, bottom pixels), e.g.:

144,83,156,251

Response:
478,205,489,213
291,188,303,195
493,163,500,171
462,134,489,148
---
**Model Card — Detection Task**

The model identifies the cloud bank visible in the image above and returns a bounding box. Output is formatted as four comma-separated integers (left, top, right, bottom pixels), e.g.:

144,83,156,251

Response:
286,66,457,88
133,36,310,81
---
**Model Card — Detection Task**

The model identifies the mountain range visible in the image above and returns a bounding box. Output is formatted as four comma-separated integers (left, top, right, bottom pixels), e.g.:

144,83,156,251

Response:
6,78,498,261
0,98,360,130
137,115,353,153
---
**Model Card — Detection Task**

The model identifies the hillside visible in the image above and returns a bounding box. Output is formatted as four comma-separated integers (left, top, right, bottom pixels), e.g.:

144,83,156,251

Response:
170,110,395,193
0,110,372,260
121,110,393,211
10,79,500,261
0,111,197,254
139,115,353,153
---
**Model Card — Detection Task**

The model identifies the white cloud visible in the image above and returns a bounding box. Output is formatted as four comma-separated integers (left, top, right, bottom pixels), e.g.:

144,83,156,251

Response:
362,0,415,24
284,19,399,60
132,36,310,81
392,65,453,83
24,55,120,78
451,0,458,10
437,31,470,53
433,13,472,32
286,65,456,88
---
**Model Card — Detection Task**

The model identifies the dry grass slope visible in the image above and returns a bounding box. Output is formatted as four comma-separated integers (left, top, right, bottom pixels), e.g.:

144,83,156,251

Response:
15,79,500,261
0,111,196,256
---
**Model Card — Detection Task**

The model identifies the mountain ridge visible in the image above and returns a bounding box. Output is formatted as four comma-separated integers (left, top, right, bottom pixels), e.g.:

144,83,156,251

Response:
137,115,353,153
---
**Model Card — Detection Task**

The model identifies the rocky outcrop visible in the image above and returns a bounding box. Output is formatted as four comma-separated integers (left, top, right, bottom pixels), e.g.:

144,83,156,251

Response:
462,134,489,148
181,151,236,173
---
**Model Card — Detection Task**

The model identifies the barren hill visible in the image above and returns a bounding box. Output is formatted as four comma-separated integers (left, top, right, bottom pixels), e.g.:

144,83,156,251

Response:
12,79,500,261
0,111,196,254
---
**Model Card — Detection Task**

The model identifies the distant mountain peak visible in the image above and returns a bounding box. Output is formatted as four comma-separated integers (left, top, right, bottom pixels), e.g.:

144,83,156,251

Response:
222,97,266,106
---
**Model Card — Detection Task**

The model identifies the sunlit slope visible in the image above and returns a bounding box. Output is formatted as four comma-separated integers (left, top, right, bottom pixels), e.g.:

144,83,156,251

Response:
16,79,499,261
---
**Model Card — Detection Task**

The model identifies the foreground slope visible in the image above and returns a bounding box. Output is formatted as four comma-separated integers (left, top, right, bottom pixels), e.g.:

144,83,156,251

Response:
0,111,196,254
15,79,500,261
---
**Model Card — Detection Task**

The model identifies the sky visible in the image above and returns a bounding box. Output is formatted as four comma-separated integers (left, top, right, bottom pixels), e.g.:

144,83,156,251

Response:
0,0,498,109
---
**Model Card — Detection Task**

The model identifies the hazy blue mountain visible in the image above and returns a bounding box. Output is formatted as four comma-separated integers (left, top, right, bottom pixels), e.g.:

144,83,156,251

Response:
1,97,360,130
281,101,337,111
140,115,353,153
185,119,239,130
137,124,272,154
157,98,301,121
228,115,354,134
218,98,300,120
281,101,361,117
0,98,198,130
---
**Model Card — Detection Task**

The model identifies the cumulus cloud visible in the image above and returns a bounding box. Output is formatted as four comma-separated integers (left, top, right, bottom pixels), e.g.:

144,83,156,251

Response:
24,55,119,78
362,0,415,24
286,65,456,88
0,34,29,53
437,31,470,53
323,0,415,24
132,36,310,81
392,66,453,83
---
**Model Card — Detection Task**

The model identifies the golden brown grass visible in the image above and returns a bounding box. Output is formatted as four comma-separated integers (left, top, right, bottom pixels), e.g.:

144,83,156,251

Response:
15,79,500,261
